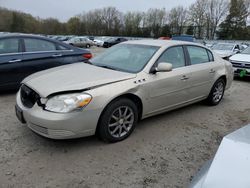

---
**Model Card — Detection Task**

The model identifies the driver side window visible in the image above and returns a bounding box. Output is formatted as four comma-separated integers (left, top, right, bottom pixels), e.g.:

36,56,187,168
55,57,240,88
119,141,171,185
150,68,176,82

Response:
156,46,185,69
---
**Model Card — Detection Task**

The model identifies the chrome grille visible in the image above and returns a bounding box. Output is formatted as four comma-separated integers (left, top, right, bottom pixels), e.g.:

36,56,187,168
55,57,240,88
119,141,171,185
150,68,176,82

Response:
231,61,250,69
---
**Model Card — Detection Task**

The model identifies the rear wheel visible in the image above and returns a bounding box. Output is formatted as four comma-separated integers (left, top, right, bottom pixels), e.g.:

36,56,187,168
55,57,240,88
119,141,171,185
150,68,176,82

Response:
86,44,90,48
97,98,138,142
206,78,225,106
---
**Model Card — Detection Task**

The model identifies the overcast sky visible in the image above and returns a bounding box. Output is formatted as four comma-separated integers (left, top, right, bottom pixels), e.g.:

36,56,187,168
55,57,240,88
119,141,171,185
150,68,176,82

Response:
0,0,196,22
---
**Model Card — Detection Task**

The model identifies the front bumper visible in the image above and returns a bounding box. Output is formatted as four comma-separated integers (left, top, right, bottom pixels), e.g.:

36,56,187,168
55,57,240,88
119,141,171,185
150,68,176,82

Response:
233,67,250,77
16,91,102,139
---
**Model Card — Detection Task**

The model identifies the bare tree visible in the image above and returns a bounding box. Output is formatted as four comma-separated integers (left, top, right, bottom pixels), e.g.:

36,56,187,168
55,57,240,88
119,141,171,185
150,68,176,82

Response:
169,6,188,35
100,7,123,35
245,0,250,25
188,0,207,38
124,11,143,36
205,0,229,39
142,8,167,37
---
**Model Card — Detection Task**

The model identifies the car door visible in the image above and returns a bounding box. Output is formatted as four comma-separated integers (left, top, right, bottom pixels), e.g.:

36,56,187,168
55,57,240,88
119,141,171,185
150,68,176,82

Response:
21,37,64,79
74,38,82,47
144,46,192,115
0,37,24,89
184,45,215,99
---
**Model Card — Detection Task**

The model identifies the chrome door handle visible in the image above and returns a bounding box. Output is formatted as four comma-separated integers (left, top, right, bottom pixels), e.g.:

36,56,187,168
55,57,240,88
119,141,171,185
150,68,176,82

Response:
209,69,215,73
8,59,22,63
52,54,62,57
181,76,189,81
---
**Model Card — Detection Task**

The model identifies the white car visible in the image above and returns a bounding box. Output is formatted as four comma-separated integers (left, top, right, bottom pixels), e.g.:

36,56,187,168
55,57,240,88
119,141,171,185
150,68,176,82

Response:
229,47,250,77
190,124,250,188
212,43,241,60
93,37,108,47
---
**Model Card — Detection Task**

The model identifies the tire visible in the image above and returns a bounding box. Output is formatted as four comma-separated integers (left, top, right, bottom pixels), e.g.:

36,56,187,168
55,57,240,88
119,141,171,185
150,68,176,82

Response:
206,78,226,106
86,44,90,48
97,98,138,142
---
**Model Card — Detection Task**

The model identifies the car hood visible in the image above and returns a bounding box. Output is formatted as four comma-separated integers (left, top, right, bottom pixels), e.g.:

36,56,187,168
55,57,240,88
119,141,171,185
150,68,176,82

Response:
22,63,136,98
229,53,250,62
213,50,233,58
189,124,250,188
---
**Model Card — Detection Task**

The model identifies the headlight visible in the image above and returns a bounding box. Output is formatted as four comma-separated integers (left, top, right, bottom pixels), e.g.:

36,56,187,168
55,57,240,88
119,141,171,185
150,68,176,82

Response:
45,93,92,113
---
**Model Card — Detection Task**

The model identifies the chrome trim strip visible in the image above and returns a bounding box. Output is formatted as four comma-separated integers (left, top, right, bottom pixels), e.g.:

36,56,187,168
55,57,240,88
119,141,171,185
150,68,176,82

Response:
0,50,74,56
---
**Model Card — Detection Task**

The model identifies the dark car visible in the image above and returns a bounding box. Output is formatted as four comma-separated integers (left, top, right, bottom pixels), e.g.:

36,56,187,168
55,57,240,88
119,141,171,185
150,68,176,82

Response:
103,37,128,48
0,34,92,91
172,35,195,42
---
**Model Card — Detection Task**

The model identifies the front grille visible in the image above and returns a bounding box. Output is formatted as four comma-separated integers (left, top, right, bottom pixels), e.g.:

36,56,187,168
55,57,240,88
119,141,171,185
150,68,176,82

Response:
231,61,250,69
20,85,40,108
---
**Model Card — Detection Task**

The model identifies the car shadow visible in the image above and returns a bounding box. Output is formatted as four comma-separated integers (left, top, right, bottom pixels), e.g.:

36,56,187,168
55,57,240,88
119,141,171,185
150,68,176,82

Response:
32,101,206,148
0,89,18,96
234,76,250,82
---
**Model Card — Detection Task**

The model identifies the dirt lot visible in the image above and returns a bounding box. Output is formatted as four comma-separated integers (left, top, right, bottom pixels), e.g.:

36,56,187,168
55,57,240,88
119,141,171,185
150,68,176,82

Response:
0,47,250,188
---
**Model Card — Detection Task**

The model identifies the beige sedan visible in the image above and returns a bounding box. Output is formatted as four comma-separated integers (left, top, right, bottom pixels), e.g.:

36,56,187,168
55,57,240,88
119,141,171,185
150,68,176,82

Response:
65,37,94,48
15,40,234,142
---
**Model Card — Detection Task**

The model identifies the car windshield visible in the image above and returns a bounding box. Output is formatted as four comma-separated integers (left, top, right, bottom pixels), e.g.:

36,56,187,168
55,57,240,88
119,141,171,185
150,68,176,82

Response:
212,43,234,51
241,47,250,54
90,44,159,73
69,37,79,42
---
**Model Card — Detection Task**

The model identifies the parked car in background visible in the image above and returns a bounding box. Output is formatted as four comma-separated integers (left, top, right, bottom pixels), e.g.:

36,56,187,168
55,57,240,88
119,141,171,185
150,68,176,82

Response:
93,37,108,47
0,34,92,90
212,43,241,60
65,37,94,48
57,36,74,42
190,124,250,188
103,37,128,48
172,35,195,42
229,46,250,77
158,37,171,40
15,40,233,142
88,36,95,41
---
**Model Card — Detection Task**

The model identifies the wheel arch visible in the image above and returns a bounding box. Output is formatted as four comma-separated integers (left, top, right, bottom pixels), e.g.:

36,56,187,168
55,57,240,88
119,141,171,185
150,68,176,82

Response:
218,75,227,86
95,93,143,134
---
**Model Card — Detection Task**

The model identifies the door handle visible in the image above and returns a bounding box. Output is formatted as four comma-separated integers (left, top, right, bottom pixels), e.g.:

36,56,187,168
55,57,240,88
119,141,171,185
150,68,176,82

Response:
52,54,62,57
209,69,215,73
180,75,189,81
8,59,22,63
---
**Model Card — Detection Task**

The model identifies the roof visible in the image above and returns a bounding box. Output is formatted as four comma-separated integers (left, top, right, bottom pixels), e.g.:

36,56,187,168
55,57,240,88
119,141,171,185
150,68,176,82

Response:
124,39,200,47
0,33,48,39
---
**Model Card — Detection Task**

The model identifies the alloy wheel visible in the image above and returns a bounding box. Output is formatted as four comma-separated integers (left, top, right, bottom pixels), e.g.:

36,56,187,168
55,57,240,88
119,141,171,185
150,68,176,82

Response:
212,82,224,103
108,106,134,138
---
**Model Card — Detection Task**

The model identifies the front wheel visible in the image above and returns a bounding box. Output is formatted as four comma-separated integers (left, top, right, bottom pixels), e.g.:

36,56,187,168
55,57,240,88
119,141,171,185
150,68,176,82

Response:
206,78,226,106
97,98,138,142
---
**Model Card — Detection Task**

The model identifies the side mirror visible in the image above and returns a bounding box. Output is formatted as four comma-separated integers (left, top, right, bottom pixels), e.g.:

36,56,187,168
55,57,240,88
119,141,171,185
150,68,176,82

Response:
156,62,173,72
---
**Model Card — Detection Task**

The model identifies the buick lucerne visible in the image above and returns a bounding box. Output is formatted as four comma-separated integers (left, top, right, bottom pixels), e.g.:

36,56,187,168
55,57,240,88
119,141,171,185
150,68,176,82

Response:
15,40,234,142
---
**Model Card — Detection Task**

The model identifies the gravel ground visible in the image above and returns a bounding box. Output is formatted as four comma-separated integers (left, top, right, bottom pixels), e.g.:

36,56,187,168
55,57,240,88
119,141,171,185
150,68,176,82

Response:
0,47,250,188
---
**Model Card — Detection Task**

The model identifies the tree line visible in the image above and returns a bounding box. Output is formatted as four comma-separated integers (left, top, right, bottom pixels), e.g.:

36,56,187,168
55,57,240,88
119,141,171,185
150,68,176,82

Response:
0,0,249,40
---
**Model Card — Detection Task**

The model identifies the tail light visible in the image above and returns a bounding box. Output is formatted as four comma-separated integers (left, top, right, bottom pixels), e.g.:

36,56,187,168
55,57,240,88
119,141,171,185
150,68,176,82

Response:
83,53,92,59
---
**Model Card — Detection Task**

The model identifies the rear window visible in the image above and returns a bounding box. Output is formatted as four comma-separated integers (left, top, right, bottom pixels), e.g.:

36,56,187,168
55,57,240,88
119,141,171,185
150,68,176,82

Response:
187,46,210,65
24,38,56,52
0,38,19,54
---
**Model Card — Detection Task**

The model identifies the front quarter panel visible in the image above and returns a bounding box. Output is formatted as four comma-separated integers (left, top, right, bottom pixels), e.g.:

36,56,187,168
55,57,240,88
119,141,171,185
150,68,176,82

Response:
86,75,146,119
